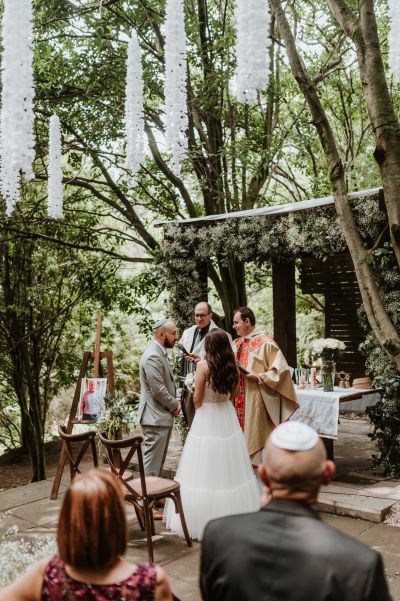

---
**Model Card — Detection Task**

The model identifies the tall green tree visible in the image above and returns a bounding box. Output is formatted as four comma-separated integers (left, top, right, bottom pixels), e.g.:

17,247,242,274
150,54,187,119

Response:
268,0,400,369
0,182,141,480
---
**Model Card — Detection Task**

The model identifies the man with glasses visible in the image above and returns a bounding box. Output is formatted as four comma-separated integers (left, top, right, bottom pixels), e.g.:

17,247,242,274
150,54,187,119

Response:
179,302,230,427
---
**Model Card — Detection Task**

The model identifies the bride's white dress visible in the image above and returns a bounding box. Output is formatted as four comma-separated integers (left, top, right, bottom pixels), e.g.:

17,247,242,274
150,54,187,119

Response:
164,381,259,540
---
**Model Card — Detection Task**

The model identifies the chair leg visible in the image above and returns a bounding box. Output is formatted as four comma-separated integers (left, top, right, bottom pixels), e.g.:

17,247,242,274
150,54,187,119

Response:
149,503,156,536
143,502,154,563
135,505,145,531
174,490,193,547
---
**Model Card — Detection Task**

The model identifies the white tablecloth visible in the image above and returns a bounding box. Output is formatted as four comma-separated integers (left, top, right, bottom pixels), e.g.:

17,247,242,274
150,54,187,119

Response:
289,387,381,439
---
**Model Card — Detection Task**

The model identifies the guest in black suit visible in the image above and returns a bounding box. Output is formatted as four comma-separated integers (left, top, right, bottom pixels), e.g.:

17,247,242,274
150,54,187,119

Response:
200,421,392,601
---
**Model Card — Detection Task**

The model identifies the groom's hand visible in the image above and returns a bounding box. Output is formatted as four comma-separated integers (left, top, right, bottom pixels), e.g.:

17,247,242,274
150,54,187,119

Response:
171,402,181,416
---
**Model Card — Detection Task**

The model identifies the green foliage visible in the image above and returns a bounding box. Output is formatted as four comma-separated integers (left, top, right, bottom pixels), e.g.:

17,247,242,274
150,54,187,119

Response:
366,377,400,478
359,243,400,475
96,392,138,440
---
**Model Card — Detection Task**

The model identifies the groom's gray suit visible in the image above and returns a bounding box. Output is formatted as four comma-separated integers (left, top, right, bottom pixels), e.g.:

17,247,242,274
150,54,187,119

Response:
138,340,179,476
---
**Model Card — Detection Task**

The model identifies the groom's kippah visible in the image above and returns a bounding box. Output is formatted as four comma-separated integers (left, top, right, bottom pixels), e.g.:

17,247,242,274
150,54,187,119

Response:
153,318,168,329
270,422,319,451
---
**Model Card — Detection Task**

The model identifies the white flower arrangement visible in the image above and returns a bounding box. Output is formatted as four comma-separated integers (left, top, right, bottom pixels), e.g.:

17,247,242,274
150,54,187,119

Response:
309,338,346,360
47,114,63,219
124,32,144,188
164,0,188,176
388,0,400,80
184,371,195,393
233,0,272,104
0,0,35,215
0,513,56,586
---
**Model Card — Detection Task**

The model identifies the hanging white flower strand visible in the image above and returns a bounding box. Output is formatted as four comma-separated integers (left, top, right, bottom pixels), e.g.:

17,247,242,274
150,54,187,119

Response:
0,0,35,216
124,32,144,188
47,115,63,219
388,0,400,80
234,0,272,104
164,0,188,176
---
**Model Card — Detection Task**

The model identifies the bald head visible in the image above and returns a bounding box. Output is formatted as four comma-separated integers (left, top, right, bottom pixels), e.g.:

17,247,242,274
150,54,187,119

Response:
259,436,335,503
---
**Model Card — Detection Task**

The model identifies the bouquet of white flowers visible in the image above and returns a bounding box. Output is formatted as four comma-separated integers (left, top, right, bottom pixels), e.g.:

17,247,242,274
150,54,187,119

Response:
309,338,346,360
184,371,195,394
309,338,346,391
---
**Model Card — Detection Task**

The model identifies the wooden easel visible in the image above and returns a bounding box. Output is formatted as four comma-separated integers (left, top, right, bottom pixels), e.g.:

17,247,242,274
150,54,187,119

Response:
50,315,115,499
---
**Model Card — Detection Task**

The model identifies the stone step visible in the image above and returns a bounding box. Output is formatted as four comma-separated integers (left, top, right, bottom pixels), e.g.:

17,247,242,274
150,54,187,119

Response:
317,483,396,523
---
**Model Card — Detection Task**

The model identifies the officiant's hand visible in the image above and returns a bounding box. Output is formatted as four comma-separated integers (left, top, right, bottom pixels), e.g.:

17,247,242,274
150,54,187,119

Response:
185,352,201,363
246,372,260,383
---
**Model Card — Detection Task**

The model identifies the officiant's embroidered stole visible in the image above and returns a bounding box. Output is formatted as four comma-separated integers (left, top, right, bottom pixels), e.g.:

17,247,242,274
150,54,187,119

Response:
234,335,278,429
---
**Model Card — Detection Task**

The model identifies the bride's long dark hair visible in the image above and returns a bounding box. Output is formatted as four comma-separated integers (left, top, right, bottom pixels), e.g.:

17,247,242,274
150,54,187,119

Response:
204,328,239,395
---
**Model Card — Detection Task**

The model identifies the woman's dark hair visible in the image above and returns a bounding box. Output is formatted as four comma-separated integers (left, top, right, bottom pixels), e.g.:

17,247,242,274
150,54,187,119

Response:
57,469,127,570
204,329,239,394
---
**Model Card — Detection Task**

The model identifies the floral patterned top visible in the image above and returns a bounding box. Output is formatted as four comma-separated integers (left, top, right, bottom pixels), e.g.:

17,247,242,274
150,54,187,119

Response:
41,556,157,600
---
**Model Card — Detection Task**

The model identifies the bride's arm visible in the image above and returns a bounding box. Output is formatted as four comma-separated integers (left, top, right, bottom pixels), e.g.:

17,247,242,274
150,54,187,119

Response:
193,360,207,409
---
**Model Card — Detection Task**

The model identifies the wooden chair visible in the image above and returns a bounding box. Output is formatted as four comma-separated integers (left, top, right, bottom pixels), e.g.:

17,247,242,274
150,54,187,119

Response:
58,425,98,482
98,432,192,563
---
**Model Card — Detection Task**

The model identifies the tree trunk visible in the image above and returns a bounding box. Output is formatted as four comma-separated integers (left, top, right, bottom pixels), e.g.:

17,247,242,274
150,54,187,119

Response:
217,256,247,332
326,0,400,266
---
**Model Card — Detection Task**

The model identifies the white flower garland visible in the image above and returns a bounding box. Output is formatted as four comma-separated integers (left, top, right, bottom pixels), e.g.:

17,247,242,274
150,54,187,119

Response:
164,0,188,176
124,32,144,188
0,0,35,215
47,115,63,219
388,0,400,80
233,0,272,104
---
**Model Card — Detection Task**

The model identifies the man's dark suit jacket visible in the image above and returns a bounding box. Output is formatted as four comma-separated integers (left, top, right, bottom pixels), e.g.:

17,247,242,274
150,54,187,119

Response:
200,499,392,601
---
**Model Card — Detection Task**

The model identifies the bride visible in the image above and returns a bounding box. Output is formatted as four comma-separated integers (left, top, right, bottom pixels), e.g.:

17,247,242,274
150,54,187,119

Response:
164,328,259,541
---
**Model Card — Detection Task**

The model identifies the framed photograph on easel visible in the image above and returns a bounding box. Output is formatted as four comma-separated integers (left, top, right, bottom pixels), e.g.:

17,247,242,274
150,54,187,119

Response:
78,377,107,421
51,314,115,500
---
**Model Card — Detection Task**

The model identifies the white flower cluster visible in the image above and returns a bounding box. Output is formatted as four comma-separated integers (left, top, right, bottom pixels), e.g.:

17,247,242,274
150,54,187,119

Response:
184,371,195,393
0,533,56,586
47,115,63,219
0,0,35,215
233,0,272,104
309,338,346,354
164,0,188,176
388,0,400,80
124,32,144,188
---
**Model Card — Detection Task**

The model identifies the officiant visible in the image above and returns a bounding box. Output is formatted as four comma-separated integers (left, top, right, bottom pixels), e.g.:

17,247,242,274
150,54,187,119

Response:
233,306,299,463
179,302,231,427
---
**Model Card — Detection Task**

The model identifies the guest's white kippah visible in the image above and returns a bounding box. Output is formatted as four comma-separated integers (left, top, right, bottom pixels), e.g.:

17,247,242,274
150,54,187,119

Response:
270,422,319,451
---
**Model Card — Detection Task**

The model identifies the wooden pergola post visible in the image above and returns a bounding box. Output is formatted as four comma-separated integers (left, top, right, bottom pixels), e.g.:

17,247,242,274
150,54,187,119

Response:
272,260,297,367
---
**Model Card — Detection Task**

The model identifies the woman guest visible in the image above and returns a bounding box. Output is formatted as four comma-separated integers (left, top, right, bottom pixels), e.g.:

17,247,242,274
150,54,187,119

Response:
0,469,172,601
164,328,259,541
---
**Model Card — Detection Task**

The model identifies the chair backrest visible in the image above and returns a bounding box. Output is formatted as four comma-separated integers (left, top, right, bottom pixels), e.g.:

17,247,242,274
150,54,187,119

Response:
98,432,148,502
58,425,98,476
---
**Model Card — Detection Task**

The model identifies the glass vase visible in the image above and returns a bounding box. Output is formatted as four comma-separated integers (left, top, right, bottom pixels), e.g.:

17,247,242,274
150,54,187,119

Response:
321,360,336,392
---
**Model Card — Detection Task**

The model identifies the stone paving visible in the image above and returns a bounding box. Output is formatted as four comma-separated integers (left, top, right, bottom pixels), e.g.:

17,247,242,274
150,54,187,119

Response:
0,416,400,599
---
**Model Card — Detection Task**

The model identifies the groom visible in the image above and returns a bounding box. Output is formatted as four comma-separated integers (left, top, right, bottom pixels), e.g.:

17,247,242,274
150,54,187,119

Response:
138,319,181,481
